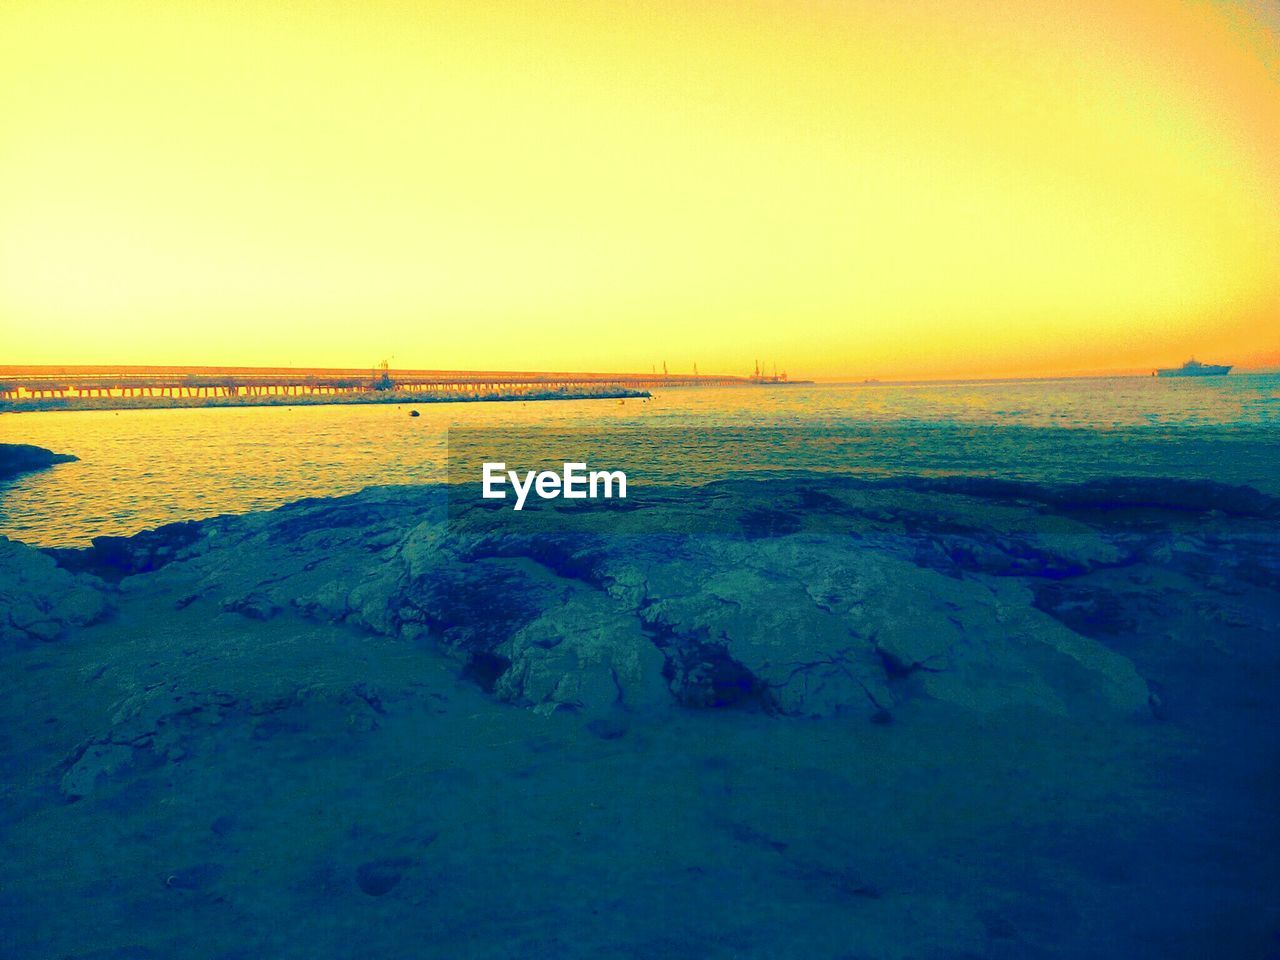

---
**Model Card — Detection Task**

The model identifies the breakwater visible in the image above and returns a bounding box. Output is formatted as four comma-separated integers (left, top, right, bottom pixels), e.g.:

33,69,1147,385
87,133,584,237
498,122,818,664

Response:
0,364,787,412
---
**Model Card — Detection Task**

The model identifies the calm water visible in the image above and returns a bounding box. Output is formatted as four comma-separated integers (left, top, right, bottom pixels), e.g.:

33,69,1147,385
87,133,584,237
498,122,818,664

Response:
3,375,1279,547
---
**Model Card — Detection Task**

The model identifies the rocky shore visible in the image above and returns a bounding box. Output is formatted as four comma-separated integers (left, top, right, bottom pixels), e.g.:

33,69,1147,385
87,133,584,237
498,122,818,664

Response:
1,475,1277,958
0,442,78,480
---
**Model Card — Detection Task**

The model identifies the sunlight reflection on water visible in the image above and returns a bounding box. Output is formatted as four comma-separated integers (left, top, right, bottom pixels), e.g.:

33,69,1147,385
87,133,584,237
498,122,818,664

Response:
2,375,1278,546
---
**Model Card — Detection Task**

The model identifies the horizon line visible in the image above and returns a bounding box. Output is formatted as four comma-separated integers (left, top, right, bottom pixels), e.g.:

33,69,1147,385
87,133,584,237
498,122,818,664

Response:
2,362,1277,385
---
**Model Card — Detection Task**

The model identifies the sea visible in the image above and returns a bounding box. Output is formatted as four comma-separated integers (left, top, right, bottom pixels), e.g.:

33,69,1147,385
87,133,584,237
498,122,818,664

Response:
3,373,1279,547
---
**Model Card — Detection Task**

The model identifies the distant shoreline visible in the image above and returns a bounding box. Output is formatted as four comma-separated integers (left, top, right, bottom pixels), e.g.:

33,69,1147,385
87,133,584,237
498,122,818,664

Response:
0,386,651,414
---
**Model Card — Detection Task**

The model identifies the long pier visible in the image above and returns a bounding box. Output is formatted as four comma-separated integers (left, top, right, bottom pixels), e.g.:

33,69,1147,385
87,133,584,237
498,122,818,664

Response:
0,365,788,403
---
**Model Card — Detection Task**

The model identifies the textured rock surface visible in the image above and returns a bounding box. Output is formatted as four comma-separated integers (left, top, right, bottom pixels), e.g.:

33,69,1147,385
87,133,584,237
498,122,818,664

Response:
1,475,1278,959
44,476,1215,724
0,536,108,647
0,442,78,480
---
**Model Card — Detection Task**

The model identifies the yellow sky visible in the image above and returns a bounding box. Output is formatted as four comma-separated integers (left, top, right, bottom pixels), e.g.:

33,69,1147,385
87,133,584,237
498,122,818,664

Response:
2,0,1278,379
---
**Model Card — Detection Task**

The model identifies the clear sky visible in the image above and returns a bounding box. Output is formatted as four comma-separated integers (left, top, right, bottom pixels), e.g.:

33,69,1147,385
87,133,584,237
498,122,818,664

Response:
2,0,1277,379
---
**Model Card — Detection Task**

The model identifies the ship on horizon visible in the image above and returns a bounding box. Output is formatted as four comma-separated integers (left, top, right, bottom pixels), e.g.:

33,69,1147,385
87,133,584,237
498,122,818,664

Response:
1154,358,1232,378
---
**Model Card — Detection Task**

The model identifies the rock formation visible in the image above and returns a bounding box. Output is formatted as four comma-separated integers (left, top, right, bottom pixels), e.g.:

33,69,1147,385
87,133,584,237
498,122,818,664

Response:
2,475,1278,958
0,442,78,481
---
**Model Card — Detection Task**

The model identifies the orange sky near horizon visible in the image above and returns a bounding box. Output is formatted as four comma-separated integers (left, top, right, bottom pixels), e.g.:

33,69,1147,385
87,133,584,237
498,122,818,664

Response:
1,0,1278,380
